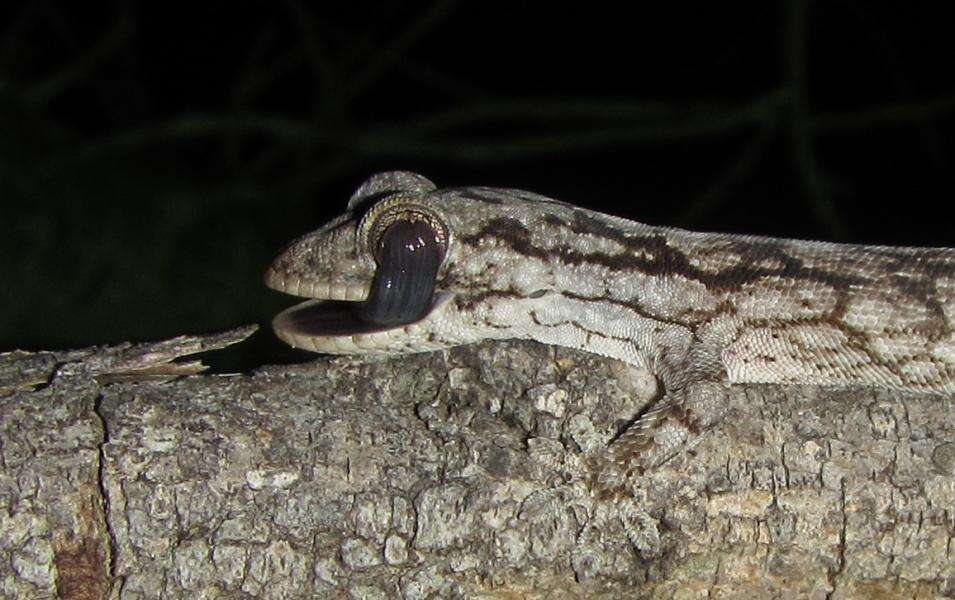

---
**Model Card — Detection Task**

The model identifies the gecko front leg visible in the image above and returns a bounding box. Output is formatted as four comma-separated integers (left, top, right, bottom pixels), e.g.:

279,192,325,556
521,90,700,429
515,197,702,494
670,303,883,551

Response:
595,337,731,497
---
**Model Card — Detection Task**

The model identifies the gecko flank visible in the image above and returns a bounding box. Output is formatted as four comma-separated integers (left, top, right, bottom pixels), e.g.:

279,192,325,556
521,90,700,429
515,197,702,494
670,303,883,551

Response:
266,171,953,478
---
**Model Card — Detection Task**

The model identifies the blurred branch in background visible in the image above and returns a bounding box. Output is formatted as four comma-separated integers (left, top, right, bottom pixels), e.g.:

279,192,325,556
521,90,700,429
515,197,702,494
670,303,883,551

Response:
21,10,133,107
782,0,844,236
20,2,952,223
0,0,952,360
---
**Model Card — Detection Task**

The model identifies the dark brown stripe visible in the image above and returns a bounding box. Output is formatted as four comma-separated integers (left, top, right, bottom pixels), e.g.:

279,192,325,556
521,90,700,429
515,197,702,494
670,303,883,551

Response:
460,217,876,293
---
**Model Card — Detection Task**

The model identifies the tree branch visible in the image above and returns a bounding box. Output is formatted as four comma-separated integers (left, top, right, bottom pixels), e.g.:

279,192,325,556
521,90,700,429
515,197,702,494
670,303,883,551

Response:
1,328,952,597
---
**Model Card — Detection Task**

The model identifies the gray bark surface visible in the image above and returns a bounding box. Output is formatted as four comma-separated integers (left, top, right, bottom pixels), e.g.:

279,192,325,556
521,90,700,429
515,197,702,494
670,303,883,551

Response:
0,327,953,599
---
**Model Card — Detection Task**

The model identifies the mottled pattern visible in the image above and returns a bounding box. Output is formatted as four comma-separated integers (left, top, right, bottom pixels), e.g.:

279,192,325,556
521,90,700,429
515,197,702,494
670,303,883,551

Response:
266,172,953,482
267,172,953,395
452,210,954,394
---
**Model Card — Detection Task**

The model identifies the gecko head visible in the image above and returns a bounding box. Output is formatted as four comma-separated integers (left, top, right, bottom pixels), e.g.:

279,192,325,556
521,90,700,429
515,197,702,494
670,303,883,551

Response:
265,171,555,355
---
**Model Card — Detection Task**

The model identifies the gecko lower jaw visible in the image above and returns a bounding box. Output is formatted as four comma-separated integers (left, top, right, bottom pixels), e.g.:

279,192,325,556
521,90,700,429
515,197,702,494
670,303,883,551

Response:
265,270,451,353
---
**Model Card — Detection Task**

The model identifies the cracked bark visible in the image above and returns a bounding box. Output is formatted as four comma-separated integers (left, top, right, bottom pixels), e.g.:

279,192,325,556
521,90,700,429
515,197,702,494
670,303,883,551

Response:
0,327,953,599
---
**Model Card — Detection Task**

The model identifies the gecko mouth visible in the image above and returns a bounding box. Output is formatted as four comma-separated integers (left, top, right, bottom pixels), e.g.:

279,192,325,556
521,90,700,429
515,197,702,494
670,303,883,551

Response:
265,272,453,352
270,292,448,338
265,268,453,354
265,220,448,352
266,280,452,353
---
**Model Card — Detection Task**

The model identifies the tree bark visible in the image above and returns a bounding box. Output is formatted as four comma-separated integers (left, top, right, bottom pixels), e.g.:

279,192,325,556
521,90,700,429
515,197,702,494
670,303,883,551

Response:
0,327,952,599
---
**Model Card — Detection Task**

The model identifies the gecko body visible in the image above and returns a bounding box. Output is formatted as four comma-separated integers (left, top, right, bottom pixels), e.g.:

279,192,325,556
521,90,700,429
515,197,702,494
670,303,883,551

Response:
266,172,954,479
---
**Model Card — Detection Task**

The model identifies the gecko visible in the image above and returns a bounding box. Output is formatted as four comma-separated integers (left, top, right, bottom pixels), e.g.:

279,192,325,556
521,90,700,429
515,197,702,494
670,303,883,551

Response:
265,171,954,492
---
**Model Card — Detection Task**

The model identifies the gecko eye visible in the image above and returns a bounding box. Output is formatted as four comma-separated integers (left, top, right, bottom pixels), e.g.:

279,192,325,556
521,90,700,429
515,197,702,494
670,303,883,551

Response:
353,219,446,326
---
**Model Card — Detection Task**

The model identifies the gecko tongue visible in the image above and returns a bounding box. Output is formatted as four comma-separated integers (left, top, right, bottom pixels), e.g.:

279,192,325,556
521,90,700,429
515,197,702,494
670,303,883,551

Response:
352,220,442,326
276,300,383,336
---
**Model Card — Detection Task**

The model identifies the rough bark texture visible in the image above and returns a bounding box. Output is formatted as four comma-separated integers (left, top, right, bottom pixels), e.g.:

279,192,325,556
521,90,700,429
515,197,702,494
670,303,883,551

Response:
0,327,953,599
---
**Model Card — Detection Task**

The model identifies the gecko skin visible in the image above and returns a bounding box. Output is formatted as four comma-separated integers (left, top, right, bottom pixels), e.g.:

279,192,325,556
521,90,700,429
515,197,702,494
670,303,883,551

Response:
266,172,954,481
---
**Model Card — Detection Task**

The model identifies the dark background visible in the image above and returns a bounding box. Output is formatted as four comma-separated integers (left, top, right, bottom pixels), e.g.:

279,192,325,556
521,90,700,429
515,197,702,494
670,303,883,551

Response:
1,1,953,369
